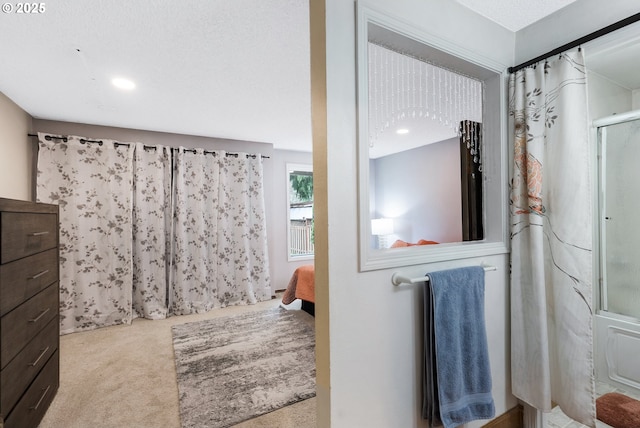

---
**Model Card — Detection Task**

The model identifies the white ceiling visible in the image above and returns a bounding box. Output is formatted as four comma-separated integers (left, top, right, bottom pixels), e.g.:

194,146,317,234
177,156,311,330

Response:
0,0,311,151
455,0,578,32
0,0,636,153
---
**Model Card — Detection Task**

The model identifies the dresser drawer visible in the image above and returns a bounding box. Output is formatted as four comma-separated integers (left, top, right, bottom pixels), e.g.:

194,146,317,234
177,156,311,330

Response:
1,283,58,369
0,316,58,416
0,213,58,264
3,349,58,428
0,248,58,316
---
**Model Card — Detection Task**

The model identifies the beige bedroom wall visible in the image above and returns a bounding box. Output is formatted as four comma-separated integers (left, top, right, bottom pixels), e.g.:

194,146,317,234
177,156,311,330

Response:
0,91,33,201
32,119,282,294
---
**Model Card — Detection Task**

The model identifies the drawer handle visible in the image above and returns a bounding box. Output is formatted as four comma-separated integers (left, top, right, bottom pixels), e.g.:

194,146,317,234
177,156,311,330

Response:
29,231,50,237
28,308,50,323
29,385,51,411
29,270,50,280
29,346,50,367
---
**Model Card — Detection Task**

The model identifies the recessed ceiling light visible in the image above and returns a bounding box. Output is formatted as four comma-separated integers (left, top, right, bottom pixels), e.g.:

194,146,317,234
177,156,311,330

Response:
396,128,409,135
112,77,136,90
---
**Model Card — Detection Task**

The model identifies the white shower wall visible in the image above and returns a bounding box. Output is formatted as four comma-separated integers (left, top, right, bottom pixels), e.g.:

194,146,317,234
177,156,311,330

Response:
595,313,640,393
600,119,640,320
633,89,640,109
592,113,640,395
588,53,640,397
587,71,632,121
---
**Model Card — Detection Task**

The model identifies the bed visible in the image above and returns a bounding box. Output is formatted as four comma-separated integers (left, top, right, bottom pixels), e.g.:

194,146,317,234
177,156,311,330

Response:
282,264,315,316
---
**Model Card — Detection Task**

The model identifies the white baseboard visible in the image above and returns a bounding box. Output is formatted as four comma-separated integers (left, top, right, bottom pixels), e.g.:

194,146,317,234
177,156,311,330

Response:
522,403,546,428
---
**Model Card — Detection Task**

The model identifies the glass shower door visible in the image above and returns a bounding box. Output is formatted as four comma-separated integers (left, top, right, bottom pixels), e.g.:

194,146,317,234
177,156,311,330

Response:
599,119,640,320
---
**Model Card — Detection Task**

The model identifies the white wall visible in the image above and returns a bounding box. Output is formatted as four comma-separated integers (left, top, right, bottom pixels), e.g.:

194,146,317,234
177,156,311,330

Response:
586,71,632,121
312,0,516,426
0,92,33,200
633,89,640,109
514,0,640,65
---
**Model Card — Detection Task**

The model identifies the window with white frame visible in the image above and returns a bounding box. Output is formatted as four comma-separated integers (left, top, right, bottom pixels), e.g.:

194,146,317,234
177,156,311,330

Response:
287,163,314,260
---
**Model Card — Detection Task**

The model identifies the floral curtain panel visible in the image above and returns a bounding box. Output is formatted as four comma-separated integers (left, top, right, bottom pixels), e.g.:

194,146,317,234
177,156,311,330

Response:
37,137,271,334
216,152,271,306
509,50,595,427
171,148,221,314
171,148,270,315
37,134,135,334
132,143,173,319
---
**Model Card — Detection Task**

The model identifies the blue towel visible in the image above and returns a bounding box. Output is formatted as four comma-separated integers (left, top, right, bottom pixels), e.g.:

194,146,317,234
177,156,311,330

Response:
425,266,495,428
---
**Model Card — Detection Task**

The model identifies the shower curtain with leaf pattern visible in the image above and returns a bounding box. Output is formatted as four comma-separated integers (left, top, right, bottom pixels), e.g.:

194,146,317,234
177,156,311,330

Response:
37,134,270,334
509,50,595,427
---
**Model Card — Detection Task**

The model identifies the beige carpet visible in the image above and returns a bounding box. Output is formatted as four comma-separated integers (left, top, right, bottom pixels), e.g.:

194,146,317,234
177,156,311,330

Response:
38,297,316,428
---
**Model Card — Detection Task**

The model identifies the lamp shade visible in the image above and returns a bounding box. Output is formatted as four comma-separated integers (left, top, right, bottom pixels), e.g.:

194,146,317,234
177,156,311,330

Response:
371,218,394,235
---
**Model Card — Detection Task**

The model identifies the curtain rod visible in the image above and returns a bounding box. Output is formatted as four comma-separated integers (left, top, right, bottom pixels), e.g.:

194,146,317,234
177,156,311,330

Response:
391,264,497,286
28,134,270,159
508,12,640,74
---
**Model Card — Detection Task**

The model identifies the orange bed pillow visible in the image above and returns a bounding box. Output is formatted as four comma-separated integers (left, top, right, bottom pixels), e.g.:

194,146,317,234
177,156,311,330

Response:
390,239,439,248
417,239,439,245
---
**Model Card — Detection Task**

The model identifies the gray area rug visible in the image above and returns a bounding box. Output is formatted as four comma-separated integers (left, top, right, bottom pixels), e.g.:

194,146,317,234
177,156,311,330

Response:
171,307,316,428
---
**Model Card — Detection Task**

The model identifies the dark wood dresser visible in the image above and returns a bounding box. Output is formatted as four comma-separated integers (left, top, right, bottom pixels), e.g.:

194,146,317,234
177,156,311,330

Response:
0,198,59,428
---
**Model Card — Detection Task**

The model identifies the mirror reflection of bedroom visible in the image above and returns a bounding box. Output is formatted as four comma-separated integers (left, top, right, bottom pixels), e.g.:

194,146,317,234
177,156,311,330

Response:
367,23,488,250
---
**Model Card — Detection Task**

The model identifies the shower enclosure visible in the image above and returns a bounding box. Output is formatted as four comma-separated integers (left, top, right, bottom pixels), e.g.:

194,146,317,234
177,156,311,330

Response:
594,110,640,394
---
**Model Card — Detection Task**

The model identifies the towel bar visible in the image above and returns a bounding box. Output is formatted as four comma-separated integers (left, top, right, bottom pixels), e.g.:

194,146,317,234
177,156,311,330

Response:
391,264,497,286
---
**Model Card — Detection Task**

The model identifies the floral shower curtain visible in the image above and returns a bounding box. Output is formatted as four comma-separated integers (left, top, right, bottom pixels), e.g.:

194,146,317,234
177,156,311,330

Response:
509,50,595,426
37,137,271,333
37,134,135,334
171,148,271,315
